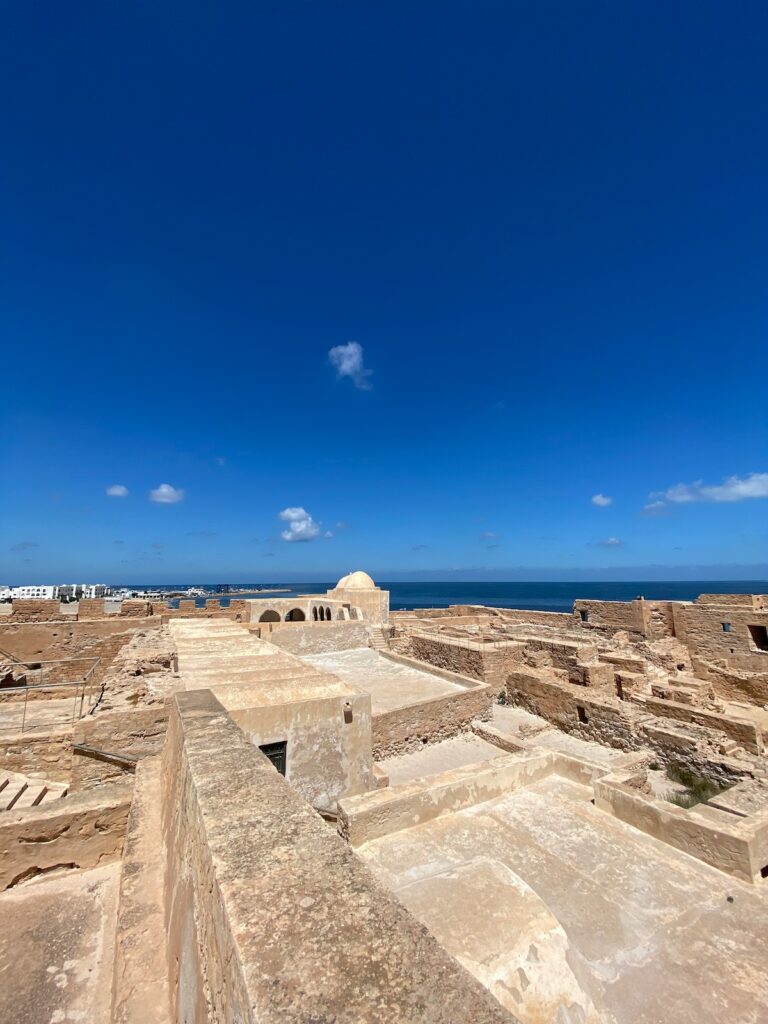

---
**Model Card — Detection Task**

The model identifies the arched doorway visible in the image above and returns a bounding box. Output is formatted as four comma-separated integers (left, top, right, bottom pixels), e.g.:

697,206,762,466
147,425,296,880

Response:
259,609,281,622
285,608,306,622
312,607,318,621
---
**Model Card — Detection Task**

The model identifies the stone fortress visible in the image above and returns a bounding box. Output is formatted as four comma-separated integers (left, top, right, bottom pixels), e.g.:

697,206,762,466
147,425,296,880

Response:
1,575,768,1023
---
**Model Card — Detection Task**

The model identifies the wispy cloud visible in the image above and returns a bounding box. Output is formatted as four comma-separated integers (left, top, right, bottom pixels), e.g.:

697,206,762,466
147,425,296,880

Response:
10,540,38,552
279,506,322,542
187,531,218,538
598,537,623,547
328,341,372,390
647,472,768,512
149,483,184,504
591,493,612,507
113,539,124,545
411,543,429,551
106,484,129,497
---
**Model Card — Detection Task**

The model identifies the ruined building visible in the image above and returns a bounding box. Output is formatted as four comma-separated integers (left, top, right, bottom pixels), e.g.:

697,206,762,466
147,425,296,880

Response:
1,578,768,1023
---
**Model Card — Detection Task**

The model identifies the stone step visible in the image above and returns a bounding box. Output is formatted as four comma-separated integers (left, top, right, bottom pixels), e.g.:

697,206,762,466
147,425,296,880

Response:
13,784,48,809
1,781,28,810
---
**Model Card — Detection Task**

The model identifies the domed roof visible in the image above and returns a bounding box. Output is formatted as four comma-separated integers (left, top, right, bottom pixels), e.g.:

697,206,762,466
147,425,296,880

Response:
336,570,376,590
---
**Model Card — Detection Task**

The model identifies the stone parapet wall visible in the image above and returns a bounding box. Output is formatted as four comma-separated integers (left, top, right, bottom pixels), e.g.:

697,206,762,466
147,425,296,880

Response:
372,682,494,759
266,621,371,655
339,750,554,845
595,769,768,884
161,689,514,1024
497,608,577,627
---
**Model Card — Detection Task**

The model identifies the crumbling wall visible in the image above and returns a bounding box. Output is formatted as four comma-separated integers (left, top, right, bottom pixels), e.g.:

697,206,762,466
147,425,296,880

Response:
0,726,73,781
0,781,132,890
71,705,170,790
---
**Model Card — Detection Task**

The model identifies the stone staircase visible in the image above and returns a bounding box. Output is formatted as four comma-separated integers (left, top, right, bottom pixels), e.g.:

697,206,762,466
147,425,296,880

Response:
368,627,392,652
0,770,68,812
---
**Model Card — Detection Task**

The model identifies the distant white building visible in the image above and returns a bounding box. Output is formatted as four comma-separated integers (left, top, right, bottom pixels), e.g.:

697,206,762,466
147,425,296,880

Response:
9,585,59,600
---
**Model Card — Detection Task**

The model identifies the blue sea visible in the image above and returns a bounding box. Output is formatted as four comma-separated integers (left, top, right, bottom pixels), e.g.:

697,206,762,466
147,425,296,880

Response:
136,581,768,614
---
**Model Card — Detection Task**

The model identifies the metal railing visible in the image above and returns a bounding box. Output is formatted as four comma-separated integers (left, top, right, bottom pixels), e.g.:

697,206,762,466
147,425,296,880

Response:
0,657,102,733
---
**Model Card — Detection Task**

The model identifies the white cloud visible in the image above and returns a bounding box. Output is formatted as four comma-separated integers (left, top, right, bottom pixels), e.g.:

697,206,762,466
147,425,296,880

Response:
279,506,322,542
591,493,612,507
642,500,668,516
648,472,768,511
149,483,184,504
328,341,372,390
600,537,623,547
106,484,129,497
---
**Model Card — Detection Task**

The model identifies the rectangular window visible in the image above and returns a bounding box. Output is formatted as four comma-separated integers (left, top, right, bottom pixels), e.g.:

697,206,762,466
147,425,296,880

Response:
722,622,731,632
259,740,287,775
577,705,588,724
579,609,590,623
748,625,768,652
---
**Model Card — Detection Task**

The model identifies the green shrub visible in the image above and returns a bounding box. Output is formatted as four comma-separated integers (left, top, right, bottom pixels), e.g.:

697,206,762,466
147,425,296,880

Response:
665,760,726,807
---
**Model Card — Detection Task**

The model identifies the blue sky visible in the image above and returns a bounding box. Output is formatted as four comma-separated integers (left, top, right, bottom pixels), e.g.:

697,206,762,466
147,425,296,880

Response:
2,2,767,584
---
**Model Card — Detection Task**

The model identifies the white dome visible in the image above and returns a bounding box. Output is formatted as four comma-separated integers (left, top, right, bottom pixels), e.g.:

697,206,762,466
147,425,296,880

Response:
337,570,376,590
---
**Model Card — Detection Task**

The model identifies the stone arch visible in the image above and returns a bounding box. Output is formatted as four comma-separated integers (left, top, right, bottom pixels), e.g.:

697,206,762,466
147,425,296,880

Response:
285,608,306,622
312,607,318,621
325,607,332,621
259,609,281,622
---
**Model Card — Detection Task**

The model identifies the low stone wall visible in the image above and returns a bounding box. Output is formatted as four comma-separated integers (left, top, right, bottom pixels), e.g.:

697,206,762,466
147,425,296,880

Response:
162,689,514,1024
404,632,525,690
266,621,370,655
643,695,762,755
506,669,640,750
71,704,170,790
372,677,494,759
0,781,132,890
594,769,768,884
497,608,577,627
692,657,768,704
339,750,553,845
506,669,750,787
0,726,73,781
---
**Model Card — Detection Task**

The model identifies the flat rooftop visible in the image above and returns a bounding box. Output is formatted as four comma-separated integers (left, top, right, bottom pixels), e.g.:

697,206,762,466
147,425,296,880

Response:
300,648,467,713
356,773,768,1024
0,863,119,1024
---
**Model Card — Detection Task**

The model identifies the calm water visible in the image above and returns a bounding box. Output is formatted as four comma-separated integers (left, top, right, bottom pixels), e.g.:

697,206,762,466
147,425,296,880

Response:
154,580,768,613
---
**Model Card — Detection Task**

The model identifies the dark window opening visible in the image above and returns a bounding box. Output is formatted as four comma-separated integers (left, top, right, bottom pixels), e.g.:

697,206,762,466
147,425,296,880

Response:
722,622,731,633
579,609,590,623
748,625,768,652
577,705,588,724
615,680,624,700
760,864,768,880
259,741,287,775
